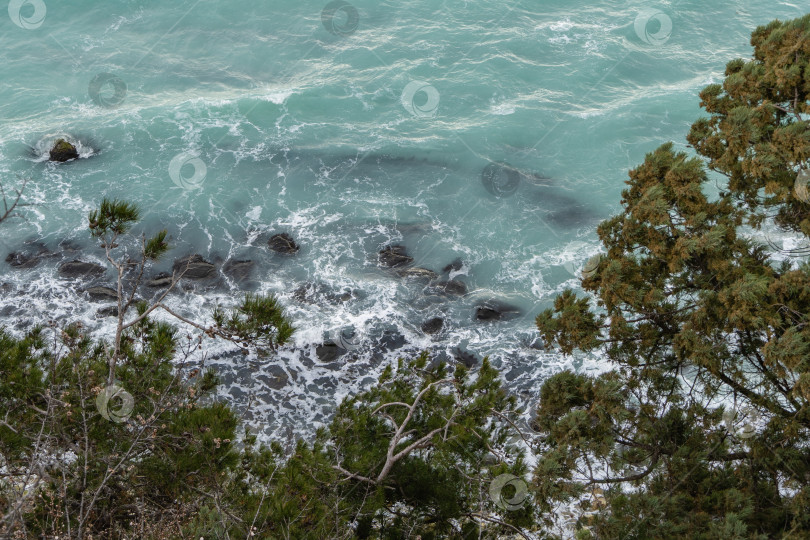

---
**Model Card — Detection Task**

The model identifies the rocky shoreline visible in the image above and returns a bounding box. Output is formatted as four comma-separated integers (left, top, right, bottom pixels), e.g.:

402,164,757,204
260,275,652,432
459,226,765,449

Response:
3,234,525,366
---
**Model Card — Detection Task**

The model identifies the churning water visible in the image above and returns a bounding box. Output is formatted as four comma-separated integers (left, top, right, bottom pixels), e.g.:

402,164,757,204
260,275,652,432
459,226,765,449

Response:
0,0,803,441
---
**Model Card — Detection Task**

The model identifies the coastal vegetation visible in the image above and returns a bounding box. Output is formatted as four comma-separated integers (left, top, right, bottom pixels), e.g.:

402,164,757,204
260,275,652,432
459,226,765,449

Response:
2,12,810,540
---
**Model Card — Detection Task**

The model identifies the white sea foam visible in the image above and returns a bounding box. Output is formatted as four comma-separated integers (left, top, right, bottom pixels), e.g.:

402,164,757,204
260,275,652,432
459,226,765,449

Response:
1,0,796,463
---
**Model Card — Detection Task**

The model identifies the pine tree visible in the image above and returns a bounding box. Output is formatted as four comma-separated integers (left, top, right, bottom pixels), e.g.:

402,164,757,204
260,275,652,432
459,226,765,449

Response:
534,14,810,539
1,200,534,538
0,199,295,539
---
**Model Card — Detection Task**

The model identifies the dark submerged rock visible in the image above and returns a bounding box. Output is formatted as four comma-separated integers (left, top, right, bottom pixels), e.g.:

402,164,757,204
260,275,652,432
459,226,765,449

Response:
222,259,255,282
442,258,463,273
421,317,444,335
333,327,361,351
5,243,52,269
84,286,142,304
378,330,407,352
293,282,354,304
172,255,216,279
546,202,596,228
475,301,521,321
96,306,119,318
395,222,433,236
316,342,343,363
476,306,500,321
481,162,521,198
145,272,174,288
268,233,299,254
397,267,438,280
524,336,545,350
57,238,83,255
58,260,105,279
453,347,480,368
84,286,118,301
427,280,467,297
6,251,43,269
334,290,354,303
256,365,289,390
49,139,79,162
378,245,413,268
292,283,315,303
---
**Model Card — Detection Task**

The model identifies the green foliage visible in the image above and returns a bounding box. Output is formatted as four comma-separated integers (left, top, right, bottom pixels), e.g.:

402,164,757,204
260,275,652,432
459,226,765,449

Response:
0,328,46,458
0,320,242,539
212,293,295,353
144,229,169,260
320,354,532,537
1,197,304,539
225,353,536,539
686,14,810,236
534,14,810,539
0,323,536,538
5,12,809,540
83,197,297,375
88,197,141,238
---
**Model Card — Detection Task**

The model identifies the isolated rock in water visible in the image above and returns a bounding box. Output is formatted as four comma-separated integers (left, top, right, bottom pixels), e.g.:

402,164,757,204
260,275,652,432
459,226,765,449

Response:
57,239,83,255
172,254,216,279
5,243,52,269
397,267,438,280
292,283,317,303
378,330,407,352
427,280,467,297
222,259,255,282
4,252,29,268
442,258,463,273
58,260,105,279
293,282,353,304
84,286,141,305
315,342,343,363
5,251,44,269
256,365,289,390
84,286,118,301
145,272,173,288
475,301,521,321
378,245,413,268
524,336,545,350
421,317,444,335
453,347,480,368
441,280,467,296
49,139,79,162
268,233,299,254
330,289,354,303
476,306,500,321
96,306,119,318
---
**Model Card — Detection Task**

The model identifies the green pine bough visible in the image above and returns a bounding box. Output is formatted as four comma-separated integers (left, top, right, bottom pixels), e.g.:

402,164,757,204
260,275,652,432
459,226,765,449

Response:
535,13,810,540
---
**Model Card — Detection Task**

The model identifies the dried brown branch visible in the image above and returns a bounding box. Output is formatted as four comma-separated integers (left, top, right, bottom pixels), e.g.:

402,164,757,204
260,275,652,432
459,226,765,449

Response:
333,378,459,485
0,178,28,224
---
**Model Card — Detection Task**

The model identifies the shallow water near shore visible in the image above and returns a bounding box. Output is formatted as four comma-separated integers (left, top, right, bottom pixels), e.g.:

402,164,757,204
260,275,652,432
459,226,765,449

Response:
0,0,803,442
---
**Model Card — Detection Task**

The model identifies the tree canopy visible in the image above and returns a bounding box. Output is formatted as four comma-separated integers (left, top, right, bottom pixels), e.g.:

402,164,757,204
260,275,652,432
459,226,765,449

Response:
535,13,810,539
3,12,810,540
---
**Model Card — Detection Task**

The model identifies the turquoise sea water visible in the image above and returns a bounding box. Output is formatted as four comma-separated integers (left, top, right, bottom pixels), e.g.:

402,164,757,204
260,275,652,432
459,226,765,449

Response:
0,0,804,440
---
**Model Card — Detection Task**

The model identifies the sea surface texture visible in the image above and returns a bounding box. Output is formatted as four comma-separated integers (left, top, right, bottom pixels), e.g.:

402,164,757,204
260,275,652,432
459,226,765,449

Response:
0,0,802,441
